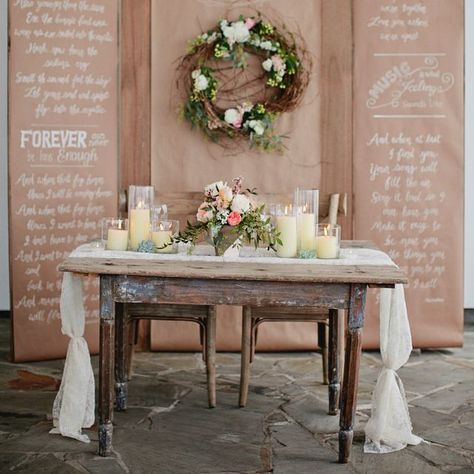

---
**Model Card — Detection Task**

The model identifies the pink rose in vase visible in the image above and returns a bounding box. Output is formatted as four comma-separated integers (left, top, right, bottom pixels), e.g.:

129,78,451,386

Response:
227,211,242,226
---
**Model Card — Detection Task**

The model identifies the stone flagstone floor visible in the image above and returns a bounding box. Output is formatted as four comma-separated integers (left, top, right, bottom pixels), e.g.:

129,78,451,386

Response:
0,318,473,473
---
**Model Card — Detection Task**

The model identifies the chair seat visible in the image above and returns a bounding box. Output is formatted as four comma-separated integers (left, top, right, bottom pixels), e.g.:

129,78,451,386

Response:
249,306,329,320
125,303,209,320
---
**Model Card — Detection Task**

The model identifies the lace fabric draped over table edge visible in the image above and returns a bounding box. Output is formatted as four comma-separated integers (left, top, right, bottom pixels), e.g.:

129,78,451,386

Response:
49,272,95,443
364,284,423,453
51,243,421,450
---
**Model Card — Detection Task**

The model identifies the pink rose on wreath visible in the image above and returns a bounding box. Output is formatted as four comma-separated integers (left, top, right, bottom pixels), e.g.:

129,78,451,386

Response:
245,18,257,29
271,54,285,72
227,211,242,226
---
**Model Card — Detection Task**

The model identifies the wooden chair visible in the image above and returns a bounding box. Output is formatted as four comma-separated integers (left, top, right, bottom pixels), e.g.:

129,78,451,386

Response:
115,192,217,410
238,193,347,416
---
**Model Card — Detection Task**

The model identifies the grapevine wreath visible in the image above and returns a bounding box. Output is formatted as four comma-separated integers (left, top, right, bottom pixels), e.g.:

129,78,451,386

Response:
177,15,310,152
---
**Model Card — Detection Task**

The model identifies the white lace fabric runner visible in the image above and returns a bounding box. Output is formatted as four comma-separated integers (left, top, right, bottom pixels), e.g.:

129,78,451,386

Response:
51,243,422,452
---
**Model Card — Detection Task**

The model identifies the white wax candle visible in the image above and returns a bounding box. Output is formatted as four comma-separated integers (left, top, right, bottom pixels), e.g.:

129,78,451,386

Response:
152,230,173,253
129,208,151,250
276,215,297,258
316,235,339,259
297,213,315,250
106,228,129,251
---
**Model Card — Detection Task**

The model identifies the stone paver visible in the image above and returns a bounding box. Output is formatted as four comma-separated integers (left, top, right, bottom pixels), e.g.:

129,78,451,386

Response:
0,318,473,473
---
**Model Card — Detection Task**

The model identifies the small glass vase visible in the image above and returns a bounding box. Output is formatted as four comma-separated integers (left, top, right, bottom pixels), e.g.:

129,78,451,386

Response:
316,224,341,259
102,217,129,251
152,219,179,254
207,225,238,256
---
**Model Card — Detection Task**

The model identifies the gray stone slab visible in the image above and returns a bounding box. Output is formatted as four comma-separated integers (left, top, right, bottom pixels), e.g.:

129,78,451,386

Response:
408,406,457,434
411,381,474,414
113,405,267,473
410,442,474,470
282,394,343,435
398,359,474,395
0,420,97,454
346,444,444,474
422,423,474,452
0,452,81,473
127,378,192,408
271,421,351,474
68,453,127,474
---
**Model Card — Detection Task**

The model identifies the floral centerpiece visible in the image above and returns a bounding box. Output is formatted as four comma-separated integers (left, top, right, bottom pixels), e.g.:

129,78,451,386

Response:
176,177,279,256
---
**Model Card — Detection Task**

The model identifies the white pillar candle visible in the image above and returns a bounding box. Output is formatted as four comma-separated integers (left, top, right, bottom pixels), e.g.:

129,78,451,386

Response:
106,228,129,251
276,215,297,258
129,206,151,250
152,230,173,253
316,235,339,258
297,213,316,250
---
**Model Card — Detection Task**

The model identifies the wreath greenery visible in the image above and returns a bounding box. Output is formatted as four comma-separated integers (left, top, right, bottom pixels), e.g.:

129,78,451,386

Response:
177,15,310,152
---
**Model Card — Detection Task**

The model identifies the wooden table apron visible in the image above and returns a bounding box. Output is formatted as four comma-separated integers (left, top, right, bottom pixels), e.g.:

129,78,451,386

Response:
59,245,406,463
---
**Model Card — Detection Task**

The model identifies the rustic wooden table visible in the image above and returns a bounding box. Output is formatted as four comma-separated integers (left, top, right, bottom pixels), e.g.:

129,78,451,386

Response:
59,240,407,463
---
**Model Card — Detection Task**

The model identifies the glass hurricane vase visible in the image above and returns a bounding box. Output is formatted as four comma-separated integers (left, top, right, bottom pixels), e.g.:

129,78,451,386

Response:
207,225,239,256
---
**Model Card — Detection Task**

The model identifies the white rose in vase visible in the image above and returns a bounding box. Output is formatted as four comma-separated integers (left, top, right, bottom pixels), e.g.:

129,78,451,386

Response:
205,181,226,198
231,194,251,213
218,185,233,204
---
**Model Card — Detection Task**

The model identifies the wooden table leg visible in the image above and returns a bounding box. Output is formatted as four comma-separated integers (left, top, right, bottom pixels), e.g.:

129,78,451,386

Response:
239,306,252,408
328,309,339,415
114,303,128,411
99,276,115,457
318,322,329,385
339,284,367,463
206,306,217,408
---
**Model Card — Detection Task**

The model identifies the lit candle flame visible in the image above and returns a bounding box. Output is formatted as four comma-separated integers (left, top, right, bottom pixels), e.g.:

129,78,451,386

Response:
137,201,144,209
324,224,330,237
118,220,122,230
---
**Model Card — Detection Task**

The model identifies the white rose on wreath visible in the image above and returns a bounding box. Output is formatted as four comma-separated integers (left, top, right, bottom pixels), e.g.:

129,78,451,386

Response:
194,74,209,91
262,58,273,72
248,120,265,136
231,194,251,213
222,20,250,45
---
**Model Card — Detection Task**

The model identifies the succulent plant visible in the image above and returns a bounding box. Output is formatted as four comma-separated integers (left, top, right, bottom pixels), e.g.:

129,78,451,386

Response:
298,249,316,259
137,240,156,253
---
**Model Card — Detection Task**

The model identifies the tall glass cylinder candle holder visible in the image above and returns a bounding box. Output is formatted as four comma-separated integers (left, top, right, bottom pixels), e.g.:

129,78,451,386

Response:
151,219,179,254
293,188,319,256
316,223,340,259
152,203,168,222
128,185,154,250
272,204,297,258
102,218,129,251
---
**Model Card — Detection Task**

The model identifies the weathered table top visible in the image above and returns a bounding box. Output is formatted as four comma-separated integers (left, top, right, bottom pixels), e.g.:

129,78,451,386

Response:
59,240,407,286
